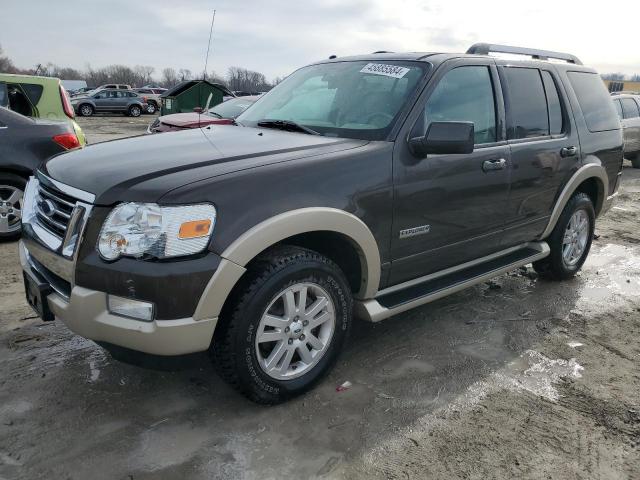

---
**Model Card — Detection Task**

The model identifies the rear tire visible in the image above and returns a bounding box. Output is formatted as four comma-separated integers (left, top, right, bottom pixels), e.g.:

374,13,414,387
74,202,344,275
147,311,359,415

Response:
631,155,640,169
78,104,93,117
0,173,26,241
128,105,142,117
533,192,594,280
211,245,353,404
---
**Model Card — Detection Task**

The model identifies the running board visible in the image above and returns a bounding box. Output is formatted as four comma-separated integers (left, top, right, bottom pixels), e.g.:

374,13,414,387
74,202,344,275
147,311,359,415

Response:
355,242,549,322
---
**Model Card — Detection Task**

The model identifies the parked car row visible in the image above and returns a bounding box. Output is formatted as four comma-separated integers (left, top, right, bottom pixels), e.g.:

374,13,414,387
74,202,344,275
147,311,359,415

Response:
69,85,167,115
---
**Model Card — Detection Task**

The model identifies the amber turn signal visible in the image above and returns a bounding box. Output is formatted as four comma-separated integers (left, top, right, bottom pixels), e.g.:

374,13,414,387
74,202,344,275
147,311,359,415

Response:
178,219,212,239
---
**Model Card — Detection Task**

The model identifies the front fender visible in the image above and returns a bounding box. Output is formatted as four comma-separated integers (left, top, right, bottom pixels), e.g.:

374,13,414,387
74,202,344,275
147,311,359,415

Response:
193,207,381,321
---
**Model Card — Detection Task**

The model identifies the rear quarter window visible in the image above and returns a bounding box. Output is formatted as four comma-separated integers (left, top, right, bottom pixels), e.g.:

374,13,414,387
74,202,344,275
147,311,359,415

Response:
567,71,619,132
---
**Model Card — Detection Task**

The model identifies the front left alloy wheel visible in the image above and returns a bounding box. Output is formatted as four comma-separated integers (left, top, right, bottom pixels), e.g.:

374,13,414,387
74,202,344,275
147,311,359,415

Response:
212,246,353,404
128,105,142,117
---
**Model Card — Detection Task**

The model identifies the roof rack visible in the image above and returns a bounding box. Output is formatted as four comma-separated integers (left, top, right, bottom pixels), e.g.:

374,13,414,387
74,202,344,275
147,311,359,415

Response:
466,43,582,65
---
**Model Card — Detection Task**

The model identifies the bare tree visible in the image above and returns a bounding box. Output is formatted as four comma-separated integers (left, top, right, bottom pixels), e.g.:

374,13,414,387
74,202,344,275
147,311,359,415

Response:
134,65,155,86
602,73,626,81
0,44,18,73
178,68,193,82
227,66,270,92
161,68,178,88
201,69,227,85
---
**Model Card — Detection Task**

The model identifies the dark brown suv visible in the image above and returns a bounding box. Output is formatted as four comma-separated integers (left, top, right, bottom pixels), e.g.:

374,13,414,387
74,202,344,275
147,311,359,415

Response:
20,44,623,403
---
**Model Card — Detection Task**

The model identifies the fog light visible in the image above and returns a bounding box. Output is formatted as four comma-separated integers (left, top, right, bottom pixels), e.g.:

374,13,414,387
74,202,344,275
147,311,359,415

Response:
108,295,154,321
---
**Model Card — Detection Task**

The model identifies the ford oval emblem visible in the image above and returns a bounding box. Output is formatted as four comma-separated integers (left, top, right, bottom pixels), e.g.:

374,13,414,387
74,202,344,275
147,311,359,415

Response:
40,199,57,218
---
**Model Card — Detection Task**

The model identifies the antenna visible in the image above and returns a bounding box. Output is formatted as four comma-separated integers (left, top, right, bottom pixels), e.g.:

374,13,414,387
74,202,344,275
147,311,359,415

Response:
203,10,216,80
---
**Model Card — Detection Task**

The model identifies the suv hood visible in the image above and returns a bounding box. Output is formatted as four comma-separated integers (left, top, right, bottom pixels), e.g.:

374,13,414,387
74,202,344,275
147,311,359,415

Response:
42,125,367,205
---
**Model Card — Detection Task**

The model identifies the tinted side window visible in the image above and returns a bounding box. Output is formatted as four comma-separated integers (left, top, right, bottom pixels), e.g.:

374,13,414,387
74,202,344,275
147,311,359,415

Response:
613,100,623,119
19,83,44,106
541,71,563,135
503,67,548,139
567,71,619,132
621,98,640,119
424,66,496,144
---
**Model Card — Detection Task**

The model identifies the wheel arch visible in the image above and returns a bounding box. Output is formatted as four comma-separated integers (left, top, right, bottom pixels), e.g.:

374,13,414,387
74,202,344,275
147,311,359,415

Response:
0,166,32,180
193,208,381,321
78,102,94,114
538,163,608,240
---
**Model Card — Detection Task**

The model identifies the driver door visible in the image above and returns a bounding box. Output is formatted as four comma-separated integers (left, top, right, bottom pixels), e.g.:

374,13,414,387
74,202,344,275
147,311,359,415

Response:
389,59,511,285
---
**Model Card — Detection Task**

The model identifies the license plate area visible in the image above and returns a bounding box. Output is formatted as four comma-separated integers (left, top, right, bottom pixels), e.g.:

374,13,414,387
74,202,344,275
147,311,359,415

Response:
23,270,54,322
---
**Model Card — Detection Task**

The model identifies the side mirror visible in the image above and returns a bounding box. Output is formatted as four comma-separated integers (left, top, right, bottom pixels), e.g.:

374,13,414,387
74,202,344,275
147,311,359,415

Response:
193,107,204,113
409,121,475,158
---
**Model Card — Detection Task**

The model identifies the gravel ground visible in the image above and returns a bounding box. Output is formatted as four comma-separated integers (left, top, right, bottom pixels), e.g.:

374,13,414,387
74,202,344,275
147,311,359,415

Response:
0,117,638,479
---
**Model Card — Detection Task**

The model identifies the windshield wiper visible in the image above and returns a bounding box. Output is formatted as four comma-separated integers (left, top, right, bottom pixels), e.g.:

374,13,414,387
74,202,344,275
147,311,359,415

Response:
256,119,320,135
206,111,222,118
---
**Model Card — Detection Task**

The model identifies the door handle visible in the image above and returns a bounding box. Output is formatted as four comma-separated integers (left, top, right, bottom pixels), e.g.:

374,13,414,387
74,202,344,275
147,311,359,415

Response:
560,146,578,157
482,158,507,172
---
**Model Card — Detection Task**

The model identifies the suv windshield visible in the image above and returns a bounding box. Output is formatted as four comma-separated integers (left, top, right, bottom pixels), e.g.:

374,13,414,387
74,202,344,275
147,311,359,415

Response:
237,60,428,140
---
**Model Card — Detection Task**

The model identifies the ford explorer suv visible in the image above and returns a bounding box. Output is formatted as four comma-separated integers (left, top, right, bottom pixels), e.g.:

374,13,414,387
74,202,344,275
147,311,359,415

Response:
19,44,623,404
612,94,640,168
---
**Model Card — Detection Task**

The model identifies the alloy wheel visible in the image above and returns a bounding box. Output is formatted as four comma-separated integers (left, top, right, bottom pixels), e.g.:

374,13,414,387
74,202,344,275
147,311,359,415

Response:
255,282,335,380
0,185,23,234
562,209,589,267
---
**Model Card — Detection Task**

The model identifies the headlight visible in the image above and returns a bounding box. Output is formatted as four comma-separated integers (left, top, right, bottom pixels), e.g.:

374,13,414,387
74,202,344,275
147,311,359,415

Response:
97,202,216,261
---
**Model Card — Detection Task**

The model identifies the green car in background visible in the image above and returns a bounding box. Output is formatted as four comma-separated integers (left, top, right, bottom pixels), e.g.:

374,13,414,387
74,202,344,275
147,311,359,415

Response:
0,74,86,146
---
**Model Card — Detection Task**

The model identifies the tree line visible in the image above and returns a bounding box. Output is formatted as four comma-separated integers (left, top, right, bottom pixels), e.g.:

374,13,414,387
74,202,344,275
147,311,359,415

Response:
0,44,280,91
601,72,640,82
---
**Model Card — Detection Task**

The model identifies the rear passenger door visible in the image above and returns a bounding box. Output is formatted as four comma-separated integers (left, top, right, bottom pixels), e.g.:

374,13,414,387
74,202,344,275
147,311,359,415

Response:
620,97,640,156
497,63,580,246
390,59,511,284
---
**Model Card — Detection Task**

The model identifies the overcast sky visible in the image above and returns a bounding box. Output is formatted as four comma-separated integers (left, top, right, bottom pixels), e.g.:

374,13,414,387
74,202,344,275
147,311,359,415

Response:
2,0,639,81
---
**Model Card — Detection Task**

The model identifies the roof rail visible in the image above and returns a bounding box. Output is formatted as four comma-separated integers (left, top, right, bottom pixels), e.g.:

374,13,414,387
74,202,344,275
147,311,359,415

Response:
466,43,582,65
372,50,393,54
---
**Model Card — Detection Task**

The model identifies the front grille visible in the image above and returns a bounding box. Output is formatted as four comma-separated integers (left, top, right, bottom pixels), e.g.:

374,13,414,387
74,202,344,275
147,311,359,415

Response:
35,182,77,239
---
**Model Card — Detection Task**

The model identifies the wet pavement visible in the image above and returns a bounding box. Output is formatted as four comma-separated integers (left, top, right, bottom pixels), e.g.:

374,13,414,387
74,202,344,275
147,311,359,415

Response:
0,120,638,479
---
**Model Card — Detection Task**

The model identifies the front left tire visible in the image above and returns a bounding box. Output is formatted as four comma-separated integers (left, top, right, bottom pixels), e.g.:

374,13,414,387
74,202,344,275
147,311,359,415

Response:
128,105,142,117
211,246,353,404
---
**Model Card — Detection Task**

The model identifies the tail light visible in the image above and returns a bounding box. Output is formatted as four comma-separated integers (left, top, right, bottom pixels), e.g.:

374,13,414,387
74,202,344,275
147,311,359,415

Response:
59,84,75,119
143,96,147,102
53,132,81,150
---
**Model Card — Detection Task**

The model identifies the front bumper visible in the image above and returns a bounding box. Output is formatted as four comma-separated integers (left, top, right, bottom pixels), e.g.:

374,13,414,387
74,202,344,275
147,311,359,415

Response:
20,241,218,355
19,174,227,357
